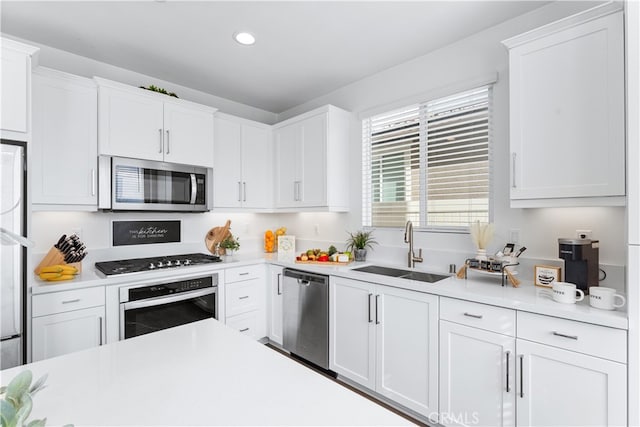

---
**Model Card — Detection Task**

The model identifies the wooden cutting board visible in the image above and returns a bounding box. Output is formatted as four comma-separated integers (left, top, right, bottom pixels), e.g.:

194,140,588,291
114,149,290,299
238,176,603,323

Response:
205,219,232,255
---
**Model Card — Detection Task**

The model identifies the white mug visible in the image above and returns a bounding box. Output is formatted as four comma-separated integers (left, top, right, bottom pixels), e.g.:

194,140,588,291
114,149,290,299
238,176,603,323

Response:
546,282,584,304
589,287,626,310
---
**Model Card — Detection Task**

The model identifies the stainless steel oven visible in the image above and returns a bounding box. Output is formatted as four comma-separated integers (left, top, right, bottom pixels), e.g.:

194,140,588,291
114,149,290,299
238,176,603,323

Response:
119,273,218,339
99,156,212,212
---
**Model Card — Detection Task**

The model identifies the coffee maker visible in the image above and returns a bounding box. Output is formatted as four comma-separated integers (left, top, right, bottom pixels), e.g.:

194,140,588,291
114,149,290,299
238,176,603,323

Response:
558,238,599,294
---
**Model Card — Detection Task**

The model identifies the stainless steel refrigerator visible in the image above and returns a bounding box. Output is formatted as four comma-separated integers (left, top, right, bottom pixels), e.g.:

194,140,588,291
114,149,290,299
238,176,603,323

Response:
1,140,28,369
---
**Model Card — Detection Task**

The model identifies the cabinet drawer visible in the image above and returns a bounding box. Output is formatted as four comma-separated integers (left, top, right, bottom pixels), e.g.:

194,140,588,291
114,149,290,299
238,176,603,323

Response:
440,297,516,336
517,311,627,363
225,264,264,283
33,287,105,317
226,311,260,339
226,279,259,317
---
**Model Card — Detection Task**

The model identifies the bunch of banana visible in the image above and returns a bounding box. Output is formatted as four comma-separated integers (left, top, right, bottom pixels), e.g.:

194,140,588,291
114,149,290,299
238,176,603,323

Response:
38,264,79,281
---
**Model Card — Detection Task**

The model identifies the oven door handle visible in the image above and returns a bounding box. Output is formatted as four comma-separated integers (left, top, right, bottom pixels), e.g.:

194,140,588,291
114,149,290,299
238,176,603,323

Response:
122,287,216,311
190,173,197,204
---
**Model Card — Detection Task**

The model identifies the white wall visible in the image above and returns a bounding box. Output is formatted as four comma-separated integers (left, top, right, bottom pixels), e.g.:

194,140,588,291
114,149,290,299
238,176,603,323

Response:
27,1,626,283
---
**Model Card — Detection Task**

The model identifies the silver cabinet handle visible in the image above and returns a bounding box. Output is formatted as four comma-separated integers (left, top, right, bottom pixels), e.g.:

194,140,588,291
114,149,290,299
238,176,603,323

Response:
505,351,511,392
375,294,380,325
519,354,524,398
238,182,242,202
239,327,250,332
368,293,373,323
243,182,247,202
62,299,81,304
99,317,103,346
239,272,249,276
552,331,578,340
512,152,517,188
463,312,483,319
91,169,96,196
239,295,249,300
158,129,163,153
277,273,282,296
165,130,170,154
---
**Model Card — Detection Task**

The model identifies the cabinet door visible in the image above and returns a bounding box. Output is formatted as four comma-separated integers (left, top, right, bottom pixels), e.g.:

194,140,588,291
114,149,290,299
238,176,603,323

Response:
242,124,272,208
213,117,243,208
268,266,283,345
98,86,164,161
32,71,98,208
274,124,302,207
376,285,439,419
299,113,327,207
509,12,624,203
439,321,515,427
1,46,30,135
517,339,626,427
329,277,376,390
32,306,105,362
163,102,214,167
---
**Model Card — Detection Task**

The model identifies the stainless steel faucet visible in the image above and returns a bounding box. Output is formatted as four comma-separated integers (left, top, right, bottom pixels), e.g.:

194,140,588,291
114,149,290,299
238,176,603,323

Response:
404,220,423,268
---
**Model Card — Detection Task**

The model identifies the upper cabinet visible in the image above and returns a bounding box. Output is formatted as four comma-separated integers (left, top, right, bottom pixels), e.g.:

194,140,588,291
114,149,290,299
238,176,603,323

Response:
213,113,272,209
32,68,98,210
95,78,215,168
1,38,39,140
273,105,351,211
503,4,625,208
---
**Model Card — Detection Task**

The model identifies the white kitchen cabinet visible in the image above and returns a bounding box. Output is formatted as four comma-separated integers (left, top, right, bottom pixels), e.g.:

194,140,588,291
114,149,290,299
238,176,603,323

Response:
267,265,284,345
273,105,350,211
214,114,272,209
330,276,438,420
96,77,215,168
32,287,105,361
32,67,98,210
440,321,515,427
224,264,267,340
1,38,38,140
503,4,625,207
516,311,626,427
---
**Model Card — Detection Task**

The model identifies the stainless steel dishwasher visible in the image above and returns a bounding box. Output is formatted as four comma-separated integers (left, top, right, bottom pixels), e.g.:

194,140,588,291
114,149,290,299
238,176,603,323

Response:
282,268,329,370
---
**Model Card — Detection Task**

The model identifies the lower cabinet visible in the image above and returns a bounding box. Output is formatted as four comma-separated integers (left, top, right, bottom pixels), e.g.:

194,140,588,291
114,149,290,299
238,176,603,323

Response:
224,264,267,340
267,265,283,345
31,287,106,362
330,277,439,420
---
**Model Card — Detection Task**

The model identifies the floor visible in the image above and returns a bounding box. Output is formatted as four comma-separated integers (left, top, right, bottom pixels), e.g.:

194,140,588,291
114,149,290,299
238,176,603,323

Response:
265,343,430,427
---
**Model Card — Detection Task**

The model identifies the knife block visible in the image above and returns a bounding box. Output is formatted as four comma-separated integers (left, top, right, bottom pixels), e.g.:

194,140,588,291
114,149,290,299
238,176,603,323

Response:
34,246,82,275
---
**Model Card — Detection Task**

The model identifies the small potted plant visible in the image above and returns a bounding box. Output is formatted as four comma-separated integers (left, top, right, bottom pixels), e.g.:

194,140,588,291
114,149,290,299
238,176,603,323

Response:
219,235,240,260
346,229,377,262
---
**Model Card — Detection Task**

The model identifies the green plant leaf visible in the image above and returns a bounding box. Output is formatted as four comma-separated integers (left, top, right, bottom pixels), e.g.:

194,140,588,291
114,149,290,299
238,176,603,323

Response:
26,418,47,427
1,399,17,427
13,393,32,426
5,371,31,405
28,374,48,397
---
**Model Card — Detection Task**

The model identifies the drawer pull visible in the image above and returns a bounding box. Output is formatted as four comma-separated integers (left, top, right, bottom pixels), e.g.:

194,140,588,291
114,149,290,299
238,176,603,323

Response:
240,327,250,332
519,355,524,398
239,296,249,300
552,331,578,340
62,299,81,304
239,272,250,276
505,351,511,393
463,312,483,319
99,317,103,346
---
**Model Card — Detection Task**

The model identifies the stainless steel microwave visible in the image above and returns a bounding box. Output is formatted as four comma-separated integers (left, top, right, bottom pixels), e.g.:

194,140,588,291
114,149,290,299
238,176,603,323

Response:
98,156,212,212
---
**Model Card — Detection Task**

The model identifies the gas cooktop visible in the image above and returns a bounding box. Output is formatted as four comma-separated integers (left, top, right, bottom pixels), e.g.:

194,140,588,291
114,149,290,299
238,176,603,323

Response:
95,253,222,276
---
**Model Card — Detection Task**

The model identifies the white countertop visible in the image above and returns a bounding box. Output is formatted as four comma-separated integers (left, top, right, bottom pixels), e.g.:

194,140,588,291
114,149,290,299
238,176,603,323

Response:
0,319,412,426
31,252,628,330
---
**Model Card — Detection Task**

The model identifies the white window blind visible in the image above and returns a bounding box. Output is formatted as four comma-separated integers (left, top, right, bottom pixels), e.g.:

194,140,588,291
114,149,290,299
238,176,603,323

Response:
363,86,492,229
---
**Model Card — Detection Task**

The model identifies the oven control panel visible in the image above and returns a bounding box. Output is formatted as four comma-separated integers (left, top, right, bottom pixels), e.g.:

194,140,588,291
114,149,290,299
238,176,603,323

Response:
127,275,217,302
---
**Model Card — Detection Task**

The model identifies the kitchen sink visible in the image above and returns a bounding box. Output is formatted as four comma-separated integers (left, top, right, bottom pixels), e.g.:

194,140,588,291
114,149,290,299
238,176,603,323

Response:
352,265,449,283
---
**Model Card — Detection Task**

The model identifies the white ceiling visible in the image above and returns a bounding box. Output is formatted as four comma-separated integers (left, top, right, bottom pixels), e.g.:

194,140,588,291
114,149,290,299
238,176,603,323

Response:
1,1,549,114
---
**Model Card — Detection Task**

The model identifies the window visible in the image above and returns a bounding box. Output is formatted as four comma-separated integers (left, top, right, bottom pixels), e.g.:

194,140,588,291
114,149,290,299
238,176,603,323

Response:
362,86,492,229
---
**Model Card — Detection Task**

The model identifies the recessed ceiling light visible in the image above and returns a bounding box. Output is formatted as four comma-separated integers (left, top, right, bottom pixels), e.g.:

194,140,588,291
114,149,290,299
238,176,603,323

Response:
234,32,256,46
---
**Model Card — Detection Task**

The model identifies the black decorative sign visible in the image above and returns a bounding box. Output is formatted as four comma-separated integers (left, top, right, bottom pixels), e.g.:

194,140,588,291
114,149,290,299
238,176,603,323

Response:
113,221,181,246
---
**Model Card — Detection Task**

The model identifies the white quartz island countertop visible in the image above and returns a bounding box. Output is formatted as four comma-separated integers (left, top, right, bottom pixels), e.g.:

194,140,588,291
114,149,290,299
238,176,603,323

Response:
0,319,413,426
